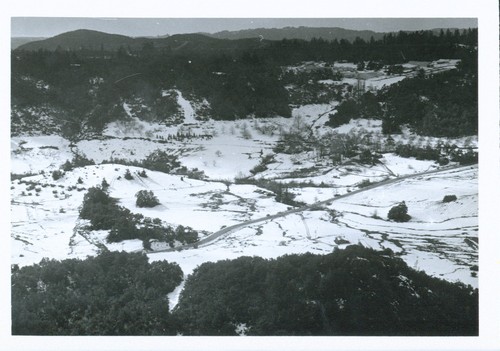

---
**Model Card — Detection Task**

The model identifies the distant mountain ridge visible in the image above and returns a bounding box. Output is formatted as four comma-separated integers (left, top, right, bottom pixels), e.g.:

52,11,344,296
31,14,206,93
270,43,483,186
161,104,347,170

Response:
15,27,392,52
14,29,268,52
205,26,387,42
14,26,475,52
16,27,387,52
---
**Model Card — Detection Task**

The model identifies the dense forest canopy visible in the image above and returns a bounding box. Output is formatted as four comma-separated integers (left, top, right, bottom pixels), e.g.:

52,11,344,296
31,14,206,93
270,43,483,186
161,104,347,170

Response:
11,246,478,336
12,28,477,138
175,245,477,336
11,251,183,335
327,56,478,137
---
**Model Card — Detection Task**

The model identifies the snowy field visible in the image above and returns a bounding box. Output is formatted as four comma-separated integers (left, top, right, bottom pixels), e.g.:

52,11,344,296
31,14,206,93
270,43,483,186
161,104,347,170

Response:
10,60,478,307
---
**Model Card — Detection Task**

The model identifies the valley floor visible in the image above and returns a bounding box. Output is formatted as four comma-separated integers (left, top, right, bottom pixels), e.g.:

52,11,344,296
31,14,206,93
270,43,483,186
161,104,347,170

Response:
10,70,479,303
11,118,478,300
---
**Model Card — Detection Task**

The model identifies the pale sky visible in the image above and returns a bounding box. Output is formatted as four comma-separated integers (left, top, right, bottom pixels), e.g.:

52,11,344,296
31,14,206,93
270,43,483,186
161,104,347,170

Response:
11,18,478,38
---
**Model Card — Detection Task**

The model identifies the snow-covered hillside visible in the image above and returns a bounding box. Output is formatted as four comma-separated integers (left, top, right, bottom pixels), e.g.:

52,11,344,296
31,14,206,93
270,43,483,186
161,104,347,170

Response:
11,142,478,286
10,60,478,309
12,163,477,312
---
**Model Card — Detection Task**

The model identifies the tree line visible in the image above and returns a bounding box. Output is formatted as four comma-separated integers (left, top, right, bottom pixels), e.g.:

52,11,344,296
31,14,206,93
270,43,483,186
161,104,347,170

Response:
260,28,477,65
328,55,477,138
12,28,477,137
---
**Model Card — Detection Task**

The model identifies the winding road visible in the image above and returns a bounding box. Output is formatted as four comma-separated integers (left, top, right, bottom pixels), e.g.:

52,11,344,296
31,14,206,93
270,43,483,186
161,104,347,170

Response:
146,164,476,254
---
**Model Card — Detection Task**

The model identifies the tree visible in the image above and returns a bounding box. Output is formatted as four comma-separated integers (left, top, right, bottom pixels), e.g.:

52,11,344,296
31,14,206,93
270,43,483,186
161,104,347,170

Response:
142,150,181,173
442,195,457,203
62,160,73,171
52,170,64,180
135,190,160,208
387,201,411,222
124,169,133,180
79,187,120,229
174,225,198,244
71,153,95,168
101,178,109,189
327,100,359,128
107,216,139,242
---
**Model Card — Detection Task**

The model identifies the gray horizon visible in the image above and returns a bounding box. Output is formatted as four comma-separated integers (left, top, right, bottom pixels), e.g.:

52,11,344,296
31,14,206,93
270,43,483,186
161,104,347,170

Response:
11,17,478,38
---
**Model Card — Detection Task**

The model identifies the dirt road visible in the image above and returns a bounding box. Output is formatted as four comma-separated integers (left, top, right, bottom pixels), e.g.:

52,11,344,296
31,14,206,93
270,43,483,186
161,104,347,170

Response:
147,164,476,254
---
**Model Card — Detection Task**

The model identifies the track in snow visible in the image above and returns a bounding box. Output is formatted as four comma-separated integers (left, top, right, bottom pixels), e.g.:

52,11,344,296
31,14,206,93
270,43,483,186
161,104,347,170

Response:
146,164,475,254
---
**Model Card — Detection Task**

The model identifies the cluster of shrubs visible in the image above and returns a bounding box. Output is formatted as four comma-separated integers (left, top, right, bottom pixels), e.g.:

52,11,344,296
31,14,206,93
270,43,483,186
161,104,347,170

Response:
394,144,478,166
327,92,381,128
281,68,344,105
79,186,198,249
235,177,304,207
273,133,315,154
135,190,160,208
394,144,444,163
357,179,373,189
123,169,150,180
394,143,478,166
275,119,476,169
449,148,478,165
141,150,181,173
358,149,383,165
55,150,207,184
51,153,96,181
249,153,276,175
62,153,95,171
101,150,205,180
138,223,199,250
275,128,385,169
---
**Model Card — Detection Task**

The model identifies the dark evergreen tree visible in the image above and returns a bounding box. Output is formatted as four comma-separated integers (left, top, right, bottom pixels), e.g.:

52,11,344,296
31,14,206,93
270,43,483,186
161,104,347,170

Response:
101,178,109,189
124,169,133,180
387,201,411,222
135,190,160,208
79,187,120,229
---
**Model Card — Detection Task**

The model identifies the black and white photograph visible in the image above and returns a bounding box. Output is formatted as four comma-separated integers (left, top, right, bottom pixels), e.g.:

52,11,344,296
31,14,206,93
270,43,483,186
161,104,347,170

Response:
2,0,499,350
